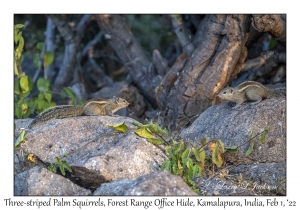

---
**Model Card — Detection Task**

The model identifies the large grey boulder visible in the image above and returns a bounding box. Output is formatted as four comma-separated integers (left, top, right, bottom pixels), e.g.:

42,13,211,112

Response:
93,172,197,196
14,166,91,196
181,98,286,195
181,98,286,164
14,116,168,192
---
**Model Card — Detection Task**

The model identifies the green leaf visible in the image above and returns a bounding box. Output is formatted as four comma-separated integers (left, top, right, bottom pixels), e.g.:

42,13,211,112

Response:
14,130,26,150
37,78,50,92
186,169,194,181
14,24,24,29
192,188,200,194
218,139,225,153
44,92,52,102
14,60,19,76
28,98,37,114
192,148,201,162
37,99,51,111
172,162,178,174
199,147,205,163
65,87,76,99
22,91,31,99
198,164,203,176
18,37,24,56
258,133,267,144
186,158,193,169
192,164,200,177
165,160,171,172
181,148,190,160
14,77,20,94
131,121,144,128
59,164,66,176
77,100,85,106
245,141,254,157
135,127,153,139
259,128,269,144
175,140,185,154
148,120,168,135
20,76,29,93
20,102,28,113
187,178,196,188
165,145,173,157
200,137,209,146
61,160,72,173
48,164,57,173
15,36,24,59
17,98,30,118
160,161,166,170
14,31,21,44
182,157,188,167
15,107,22,119
224,146,238,153
36,42,44,51
28,76,33,92
18,98,28,107
14,24,24,43
212,148,223,168
20,54,24,64
177,159,183,170
147,138,164,145
106,122,128,133
38,92,44,100
43,51,54,67
61,87,76,100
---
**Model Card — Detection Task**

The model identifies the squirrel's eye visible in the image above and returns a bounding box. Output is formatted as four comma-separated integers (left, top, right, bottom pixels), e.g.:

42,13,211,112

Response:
223,91,226,94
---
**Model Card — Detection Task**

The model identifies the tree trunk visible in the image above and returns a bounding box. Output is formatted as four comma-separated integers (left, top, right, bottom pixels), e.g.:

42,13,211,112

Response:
95,15,159,106
163,15,251,130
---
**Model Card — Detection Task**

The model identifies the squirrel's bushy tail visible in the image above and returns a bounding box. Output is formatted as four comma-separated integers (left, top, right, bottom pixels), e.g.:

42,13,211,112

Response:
29,105,84,128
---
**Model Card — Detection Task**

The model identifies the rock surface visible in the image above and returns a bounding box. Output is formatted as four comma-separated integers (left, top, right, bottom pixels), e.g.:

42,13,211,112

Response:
229,163,286,195
14,166,91,196
181,98,286,195
181,98,286,164
15,116,168,191
93,172,197,196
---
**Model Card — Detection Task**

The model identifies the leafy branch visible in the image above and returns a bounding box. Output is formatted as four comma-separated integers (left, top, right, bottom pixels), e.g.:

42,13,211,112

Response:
14,24,56,119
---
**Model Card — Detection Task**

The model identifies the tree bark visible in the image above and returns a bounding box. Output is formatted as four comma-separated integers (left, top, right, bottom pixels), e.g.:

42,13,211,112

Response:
163,15,251,130
49,14,92,94
95,15,158,106
252,14,286,46
171,15,195,56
